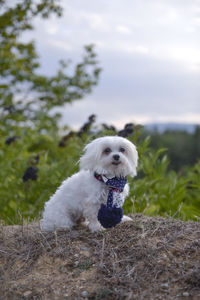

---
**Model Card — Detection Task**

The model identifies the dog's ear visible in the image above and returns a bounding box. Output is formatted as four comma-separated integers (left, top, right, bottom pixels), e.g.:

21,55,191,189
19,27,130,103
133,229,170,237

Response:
79,150,92,171
127,143,138,177
79,139,101,171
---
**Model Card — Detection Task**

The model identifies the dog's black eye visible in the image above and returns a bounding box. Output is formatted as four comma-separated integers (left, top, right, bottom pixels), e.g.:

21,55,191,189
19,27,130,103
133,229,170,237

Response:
104,147,111,154
119,147,125,153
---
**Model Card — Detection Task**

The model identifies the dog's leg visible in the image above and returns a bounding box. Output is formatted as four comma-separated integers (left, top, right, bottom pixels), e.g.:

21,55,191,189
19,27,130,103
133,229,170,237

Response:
40,217,74,231
40,209,75,231
88,220,103,232
121,215,133,222
82,202,103,232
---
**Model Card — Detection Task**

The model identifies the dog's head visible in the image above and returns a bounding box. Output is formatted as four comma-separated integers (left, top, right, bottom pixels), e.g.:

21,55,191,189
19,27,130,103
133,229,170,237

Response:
79,136,138,177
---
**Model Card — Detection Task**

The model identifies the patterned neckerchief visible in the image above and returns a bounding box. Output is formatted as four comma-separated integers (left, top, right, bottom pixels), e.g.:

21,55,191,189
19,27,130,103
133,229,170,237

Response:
94,172,127,208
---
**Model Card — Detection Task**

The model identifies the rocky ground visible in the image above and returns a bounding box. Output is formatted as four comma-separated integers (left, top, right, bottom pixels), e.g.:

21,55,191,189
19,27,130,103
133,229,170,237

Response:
0,214,199,300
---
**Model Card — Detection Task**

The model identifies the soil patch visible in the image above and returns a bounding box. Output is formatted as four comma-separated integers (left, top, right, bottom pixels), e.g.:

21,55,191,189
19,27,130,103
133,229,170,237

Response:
0,215,199,299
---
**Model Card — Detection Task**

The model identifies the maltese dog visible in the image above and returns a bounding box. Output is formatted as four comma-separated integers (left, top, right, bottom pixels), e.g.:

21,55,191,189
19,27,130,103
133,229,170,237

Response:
40,136,138,232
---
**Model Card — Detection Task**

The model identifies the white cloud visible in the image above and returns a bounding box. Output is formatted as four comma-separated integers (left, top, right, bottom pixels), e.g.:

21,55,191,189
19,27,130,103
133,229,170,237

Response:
59,100,200,129
116,25,132,35
141,113,200,126
78,11,110,31
45,25,58,35
122,45,149,55
169,47,200,72
96,41,149,55
48,40,72,51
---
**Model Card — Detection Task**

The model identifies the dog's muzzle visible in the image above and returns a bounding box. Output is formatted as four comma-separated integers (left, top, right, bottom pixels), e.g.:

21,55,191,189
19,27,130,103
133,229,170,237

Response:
112,154,121,165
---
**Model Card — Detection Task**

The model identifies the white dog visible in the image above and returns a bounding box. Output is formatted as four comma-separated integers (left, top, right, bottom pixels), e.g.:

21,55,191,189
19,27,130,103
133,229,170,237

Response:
40,136,138,232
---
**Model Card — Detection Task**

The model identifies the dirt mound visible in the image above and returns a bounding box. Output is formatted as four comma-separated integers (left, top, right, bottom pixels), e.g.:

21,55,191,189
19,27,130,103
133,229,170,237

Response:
0,215,199,300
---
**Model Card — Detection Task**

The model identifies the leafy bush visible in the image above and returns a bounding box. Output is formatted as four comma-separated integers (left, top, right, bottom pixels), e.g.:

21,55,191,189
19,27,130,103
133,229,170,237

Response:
0,121,199,225
0,127,81,224
124,139,200,221
0,0,101,224
141,127,200,171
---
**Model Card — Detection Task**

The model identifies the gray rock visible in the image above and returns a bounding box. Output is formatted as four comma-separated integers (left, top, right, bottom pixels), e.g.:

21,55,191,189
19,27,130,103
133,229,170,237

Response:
81,290,88,297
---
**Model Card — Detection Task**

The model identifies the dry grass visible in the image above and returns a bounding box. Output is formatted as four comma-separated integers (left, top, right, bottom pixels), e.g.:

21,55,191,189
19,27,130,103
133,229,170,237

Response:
0,215,199,300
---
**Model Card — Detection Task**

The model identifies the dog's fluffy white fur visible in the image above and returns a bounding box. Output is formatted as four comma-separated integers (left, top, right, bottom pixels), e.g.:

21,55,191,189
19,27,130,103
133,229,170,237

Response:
40,136,138,232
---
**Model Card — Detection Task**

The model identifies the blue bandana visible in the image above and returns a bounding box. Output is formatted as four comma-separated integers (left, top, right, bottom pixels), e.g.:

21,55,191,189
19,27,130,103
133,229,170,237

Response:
94,173,127,228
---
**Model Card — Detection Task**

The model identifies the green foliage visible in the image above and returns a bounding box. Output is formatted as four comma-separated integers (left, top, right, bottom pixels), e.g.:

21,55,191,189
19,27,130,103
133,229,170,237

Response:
0,126,83,224
142,127,200,171
124,135,200,221
0,123,199,224
0,0,101,224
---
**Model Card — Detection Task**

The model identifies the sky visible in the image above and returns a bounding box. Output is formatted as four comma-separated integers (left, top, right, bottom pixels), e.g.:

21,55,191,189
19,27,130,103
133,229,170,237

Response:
29,0,200,129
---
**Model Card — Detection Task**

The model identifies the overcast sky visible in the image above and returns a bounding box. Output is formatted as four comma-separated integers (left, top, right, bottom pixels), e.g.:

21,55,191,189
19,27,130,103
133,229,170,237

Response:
30,0,200,129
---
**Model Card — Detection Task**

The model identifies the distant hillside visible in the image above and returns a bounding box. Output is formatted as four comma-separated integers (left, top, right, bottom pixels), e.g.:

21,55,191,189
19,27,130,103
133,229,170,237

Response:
144,123,197,133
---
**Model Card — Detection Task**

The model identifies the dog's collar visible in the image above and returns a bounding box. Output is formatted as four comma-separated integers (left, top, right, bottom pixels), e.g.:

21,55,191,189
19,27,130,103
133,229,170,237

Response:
94,172,109,183
94,172,127,193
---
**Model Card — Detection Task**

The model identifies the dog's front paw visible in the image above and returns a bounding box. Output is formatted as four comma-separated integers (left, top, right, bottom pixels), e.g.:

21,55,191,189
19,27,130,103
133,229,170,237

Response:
88,222,105,232
121,215,133,223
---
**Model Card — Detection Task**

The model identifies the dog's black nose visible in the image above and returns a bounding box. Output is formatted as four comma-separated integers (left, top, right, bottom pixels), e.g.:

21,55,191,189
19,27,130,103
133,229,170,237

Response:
113,154,120,161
